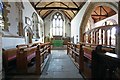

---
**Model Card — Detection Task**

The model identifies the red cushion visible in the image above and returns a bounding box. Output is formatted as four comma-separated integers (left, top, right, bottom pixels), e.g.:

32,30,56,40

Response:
8,55,16,61
84,53,92,60
27,52,35,61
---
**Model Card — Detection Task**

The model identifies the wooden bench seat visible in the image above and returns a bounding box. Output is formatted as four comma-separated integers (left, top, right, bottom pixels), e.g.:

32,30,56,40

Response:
3,48,17,71
83,46,94,61
17,45,37,73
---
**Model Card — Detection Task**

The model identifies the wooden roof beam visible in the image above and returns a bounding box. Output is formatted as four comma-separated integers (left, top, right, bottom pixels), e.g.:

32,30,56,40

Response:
78,2,86,10
36,2,54,13
101,6,108,16
35,0,42,7
35,7,79,11
64,11,72,19
43,10,53,19
94,11,99,15
71,0,79,8
59,2,76,16
91,15,108,17
62,11,72,21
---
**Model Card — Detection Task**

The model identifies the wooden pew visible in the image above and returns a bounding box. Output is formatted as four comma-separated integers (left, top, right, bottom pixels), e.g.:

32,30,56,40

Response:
81,43,114,78
67,42,84,74
16,42,51,74
92,47,120,79
67,42,115,78
16,45,37,73
36,42,51,74
2,48,17,72
3,42,43,74
16,44,29,49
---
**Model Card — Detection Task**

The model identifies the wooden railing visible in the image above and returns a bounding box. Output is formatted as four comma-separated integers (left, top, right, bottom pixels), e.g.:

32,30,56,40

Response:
83,25,117,47
67,42,116,78
35,42,51,74
67,42,84,74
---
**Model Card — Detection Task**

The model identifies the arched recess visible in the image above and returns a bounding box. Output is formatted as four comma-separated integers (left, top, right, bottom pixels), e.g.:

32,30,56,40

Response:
15,1,24,36
32,12,39,38
24,26,33,43
79,2,118,42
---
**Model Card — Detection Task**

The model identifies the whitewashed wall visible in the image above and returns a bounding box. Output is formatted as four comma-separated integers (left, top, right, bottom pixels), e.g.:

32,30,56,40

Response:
8,2,19,36
95,14,118,27
2,37,25,49
23,1,44,43
2,0,44,49
71,2,90,44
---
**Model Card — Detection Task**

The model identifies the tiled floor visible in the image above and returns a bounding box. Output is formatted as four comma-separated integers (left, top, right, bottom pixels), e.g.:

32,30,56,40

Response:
40,50,83,79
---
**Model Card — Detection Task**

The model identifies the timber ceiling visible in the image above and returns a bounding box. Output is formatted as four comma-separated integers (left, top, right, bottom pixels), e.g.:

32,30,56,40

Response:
30,0,86,21
91,6,116,23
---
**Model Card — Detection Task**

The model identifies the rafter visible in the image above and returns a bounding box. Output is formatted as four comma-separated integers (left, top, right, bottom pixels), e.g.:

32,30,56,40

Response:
39,2,54,13
35,0,42,7
61,11,71,21
101,6,108,16
91,17,96,23
64,11,72,20
76,2,86,14
100,6,102,20
94,11,98,15
71,0,79,8
43,10,53,19
59,2,76,16
91,15,108,17
35,7,79,11
78,2,86,10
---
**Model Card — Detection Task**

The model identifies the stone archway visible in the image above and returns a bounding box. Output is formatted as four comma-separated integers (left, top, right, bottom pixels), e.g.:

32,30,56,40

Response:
24,26,33,43
79,2,118,42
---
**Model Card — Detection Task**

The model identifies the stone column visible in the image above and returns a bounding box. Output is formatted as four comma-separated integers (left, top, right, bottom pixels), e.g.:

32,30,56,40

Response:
116,1,120,57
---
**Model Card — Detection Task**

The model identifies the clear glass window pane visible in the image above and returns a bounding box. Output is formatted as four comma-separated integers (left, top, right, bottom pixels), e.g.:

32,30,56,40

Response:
60,28,62,35
60,19,62,27
51,12,63,36
56,19,59,26
54,15,57,19
53,19,55,27
58,15,61,19
53,28,55,35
